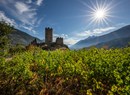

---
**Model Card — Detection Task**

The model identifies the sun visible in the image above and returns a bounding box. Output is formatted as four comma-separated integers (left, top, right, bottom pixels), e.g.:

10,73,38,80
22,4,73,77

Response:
91,7,109,24
85,0,115,26
94,9,106,19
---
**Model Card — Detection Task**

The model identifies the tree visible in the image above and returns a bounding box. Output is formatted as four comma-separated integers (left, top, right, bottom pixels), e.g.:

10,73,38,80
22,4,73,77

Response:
0,20,13,49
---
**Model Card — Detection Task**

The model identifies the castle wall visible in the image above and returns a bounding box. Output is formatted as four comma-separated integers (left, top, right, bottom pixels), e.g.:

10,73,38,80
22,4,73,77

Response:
45,27,53,43
56,37,63,45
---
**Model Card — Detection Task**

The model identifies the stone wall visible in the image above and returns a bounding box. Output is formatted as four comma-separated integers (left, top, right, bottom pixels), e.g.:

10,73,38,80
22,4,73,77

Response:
56,37,63,45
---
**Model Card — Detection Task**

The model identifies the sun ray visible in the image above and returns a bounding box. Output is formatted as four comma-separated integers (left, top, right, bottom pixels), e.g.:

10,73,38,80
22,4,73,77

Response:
87,0,115,27
75,0,121,29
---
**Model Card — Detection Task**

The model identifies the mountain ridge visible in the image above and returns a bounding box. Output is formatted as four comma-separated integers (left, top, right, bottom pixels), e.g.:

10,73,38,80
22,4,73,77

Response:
71,25,130,49
94,36,130,48
8,29,42,46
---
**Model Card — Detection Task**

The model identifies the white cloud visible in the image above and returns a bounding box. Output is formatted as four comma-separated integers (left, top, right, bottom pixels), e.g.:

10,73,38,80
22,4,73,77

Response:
0,0,44,34
61,34,68,38
20,25,33,31
76,27,116,38
0,11,16,26
93,27,116,34
76,30,92,37
14,1,37,20
20,24,37,34
36,0,44,6
13,1,43,30
53,33,78,45
53,34,61,42
32,30,37,34
64,38,79,45
15,2,31,14
53,33,68,39
53,34,60,38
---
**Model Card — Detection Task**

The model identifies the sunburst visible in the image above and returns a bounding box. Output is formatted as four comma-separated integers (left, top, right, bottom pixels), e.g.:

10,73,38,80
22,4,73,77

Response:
86,0,116,26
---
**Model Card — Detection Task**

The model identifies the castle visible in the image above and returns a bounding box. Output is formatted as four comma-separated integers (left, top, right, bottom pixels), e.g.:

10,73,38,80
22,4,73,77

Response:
45,27,63,45
30,27,68,50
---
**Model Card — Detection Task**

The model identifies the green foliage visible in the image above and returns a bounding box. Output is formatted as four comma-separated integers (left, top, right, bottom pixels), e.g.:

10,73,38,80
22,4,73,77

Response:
0,47,130,95
0,20,13,49
0,20,13,36
9,44,26,54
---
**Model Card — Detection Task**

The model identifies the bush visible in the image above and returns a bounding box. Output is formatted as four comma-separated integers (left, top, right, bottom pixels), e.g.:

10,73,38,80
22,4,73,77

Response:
0,47,130,95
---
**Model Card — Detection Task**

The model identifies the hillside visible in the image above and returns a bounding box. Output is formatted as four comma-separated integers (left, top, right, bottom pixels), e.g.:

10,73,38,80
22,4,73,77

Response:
95,37,130,48
8,29,42,46
72,25,130,49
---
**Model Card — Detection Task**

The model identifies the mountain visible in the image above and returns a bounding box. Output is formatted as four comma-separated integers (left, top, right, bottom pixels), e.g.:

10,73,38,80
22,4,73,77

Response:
71,25,130,49
95,37,130,48
8,29,42,46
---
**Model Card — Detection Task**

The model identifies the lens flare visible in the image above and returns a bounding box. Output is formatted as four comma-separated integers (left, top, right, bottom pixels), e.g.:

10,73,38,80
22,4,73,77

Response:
85,0,117,26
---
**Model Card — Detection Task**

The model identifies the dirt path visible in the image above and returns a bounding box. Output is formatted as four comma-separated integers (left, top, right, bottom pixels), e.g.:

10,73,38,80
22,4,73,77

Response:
5,57,12,62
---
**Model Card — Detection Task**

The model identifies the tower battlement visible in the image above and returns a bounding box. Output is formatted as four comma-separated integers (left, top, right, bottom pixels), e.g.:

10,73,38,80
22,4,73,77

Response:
45,27,53,31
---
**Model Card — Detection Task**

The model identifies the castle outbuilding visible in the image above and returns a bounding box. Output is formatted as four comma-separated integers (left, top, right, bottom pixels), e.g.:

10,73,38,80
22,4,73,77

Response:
56,37,63,45
30,27,68,50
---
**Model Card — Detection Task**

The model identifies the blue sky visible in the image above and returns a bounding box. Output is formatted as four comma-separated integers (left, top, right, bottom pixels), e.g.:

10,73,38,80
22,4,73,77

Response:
0,0,130,46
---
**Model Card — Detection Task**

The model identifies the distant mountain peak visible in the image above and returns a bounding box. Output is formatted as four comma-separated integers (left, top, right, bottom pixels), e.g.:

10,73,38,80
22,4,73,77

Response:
71,25,130,49
87,36,96,39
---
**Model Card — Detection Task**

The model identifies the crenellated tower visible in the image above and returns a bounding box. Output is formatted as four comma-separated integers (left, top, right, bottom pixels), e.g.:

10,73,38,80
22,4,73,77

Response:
45,27,53,44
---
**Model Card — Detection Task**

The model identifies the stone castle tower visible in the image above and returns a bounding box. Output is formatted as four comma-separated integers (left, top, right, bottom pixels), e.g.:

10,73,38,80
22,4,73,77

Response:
45,27,53,43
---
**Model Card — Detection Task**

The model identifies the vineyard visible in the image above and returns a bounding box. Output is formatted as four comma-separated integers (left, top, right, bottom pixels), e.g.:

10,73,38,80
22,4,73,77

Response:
0,47,130,95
